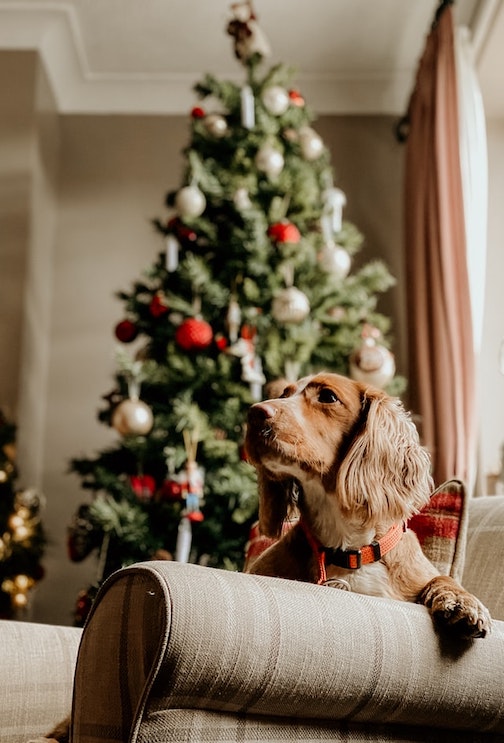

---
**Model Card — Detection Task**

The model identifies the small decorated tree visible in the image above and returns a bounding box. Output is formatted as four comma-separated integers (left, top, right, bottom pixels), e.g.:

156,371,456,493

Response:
0,411,45,617
69,1,403,625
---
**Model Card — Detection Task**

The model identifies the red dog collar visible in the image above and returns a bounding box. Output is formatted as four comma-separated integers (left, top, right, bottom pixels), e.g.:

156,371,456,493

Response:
300,519,406,585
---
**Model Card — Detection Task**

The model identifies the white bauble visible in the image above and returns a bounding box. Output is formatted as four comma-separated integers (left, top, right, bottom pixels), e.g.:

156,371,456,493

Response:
261,86,289,116
349,340,396,389
299,126,324,161
233,187,252,211
204,114,228,138
112,398,154,436
255,143,284,178
318,242,351,280
272,287,310,324
175,185,206,218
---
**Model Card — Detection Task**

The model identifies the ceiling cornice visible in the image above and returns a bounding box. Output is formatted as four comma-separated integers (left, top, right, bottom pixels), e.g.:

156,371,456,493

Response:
0,1,418,115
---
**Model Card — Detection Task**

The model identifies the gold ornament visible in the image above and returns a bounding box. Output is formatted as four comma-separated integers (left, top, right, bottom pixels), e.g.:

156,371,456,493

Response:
112,398,154,436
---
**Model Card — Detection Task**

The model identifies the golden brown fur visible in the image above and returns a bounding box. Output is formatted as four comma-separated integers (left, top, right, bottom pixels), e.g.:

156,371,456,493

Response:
245,372,491,639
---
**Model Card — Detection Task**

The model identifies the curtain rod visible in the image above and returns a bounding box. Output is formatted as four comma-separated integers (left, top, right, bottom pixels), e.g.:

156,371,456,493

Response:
395,0,455,143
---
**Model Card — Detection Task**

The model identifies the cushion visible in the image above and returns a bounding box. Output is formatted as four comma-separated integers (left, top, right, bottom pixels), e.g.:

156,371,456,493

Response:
245,479,468,581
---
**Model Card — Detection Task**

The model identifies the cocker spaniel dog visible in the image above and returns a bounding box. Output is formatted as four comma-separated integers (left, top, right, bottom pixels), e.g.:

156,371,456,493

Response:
245,372,490,640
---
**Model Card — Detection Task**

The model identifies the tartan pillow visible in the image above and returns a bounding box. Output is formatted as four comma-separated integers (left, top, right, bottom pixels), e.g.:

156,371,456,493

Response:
244,479,468,582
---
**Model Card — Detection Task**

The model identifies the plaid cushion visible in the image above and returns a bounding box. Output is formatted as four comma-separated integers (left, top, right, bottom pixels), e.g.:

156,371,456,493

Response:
245,479,467,580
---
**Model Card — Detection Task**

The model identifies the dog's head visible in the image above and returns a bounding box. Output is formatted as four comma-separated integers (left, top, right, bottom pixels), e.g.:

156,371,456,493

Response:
245,372,433,538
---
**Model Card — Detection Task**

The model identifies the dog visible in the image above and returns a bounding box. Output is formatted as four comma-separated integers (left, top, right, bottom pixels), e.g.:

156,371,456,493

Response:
245,372,491,640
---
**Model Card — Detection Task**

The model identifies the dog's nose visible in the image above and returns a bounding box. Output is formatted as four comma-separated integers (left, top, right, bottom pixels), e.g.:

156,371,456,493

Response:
248,402,277,424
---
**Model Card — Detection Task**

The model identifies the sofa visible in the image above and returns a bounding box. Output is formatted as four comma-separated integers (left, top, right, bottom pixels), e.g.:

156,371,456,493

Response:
3,492,504,743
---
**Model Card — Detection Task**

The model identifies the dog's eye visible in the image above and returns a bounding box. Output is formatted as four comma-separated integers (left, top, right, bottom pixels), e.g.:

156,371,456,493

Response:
318,388,340,404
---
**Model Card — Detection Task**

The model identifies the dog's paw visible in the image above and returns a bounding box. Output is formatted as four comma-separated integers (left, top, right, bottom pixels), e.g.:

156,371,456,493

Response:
418,576,492,640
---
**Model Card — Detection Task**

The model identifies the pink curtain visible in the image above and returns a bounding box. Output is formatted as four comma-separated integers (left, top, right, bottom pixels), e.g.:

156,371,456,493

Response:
404,6,476,487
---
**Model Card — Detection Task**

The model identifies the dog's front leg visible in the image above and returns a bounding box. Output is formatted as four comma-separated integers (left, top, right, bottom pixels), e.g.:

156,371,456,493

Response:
417,576,491,639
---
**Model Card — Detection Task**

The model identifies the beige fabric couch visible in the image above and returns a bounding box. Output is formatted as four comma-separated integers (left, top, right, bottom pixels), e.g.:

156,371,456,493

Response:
3,495,504,743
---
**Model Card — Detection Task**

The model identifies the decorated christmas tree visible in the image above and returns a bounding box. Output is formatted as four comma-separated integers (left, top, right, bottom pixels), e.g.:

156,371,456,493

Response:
0,411,45,617
68,1,403,624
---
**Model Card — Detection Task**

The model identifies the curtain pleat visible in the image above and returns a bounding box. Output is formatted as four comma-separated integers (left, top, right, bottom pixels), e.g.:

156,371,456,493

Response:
404,7,476,487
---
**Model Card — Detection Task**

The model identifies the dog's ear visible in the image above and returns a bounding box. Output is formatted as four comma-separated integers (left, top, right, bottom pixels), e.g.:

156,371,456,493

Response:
257,468,290,538
336,388,433,524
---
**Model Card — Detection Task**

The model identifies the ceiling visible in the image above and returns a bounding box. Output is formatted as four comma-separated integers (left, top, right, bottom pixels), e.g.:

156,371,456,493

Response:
0,0,502,117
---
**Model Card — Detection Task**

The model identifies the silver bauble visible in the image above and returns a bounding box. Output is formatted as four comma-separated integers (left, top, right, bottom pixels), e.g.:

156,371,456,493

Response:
318,242,351,280
112,398,154,436
299,126,324,161
255,143,284,178
261,86,289,116
204,114,228,138
175,185,206,218
272,287,310,324
349,341,396,389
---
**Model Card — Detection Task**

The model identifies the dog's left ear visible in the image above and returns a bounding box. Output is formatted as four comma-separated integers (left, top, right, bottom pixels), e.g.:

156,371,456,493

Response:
336,388,433,524
256,468,291,538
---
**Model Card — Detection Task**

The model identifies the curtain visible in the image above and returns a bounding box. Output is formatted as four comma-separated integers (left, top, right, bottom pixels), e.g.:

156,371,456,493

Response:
404,6,476,487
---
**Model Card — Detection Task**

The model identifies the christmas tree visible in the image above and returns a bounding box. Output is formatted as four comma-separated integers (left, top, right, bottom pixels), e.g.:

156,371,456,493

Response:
68,2,403,624
0,410,45,617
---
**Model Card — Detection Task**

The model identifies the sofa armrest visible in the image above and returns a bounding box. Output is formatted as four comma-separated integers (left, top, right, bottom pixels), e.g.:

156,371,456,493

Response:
0,619,81,743
463,495,504,620
71,561,504,742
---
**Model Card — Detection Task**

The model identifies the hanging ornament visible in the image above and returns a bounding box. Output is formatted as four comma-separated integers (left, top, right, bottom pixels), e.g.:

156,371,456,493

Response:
167,217,198,246
204,113,228,138
233,187,252,211
323,186,347,234
267,221,301,245
226,1,271,63
349,325,396,389
255,143,284,178
261,85,289,116
226,297,242,343
288,89,305,107
299,126,324,161
111,398,154,436
175,317,213,351
175,185,206,218
149,291,170,318
240,84,255,129
114,319,138,344
318,241,351,280
191,106,206,119
282,128,298,144
67,504,96,562
166,234,180,272
129,474,156,501
159,478,183,501
272,286,310,324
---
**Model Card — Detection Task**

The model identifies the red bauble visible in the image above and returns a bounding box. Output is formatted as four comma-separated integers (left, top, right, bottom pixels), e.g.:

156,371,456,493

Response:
114,319,138,343
149,292,169,318
288,89,305,107
215,334,228,351
160,479,183,500
175,318,213,351
167,217,198,244
191,106,206,119
130,474,156,500
267,221,301,244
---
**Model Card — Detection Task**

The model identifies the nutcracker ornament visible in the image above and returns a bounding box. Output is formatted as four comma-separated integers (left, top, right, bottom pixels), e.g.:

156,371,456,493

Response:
174,431,205,563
